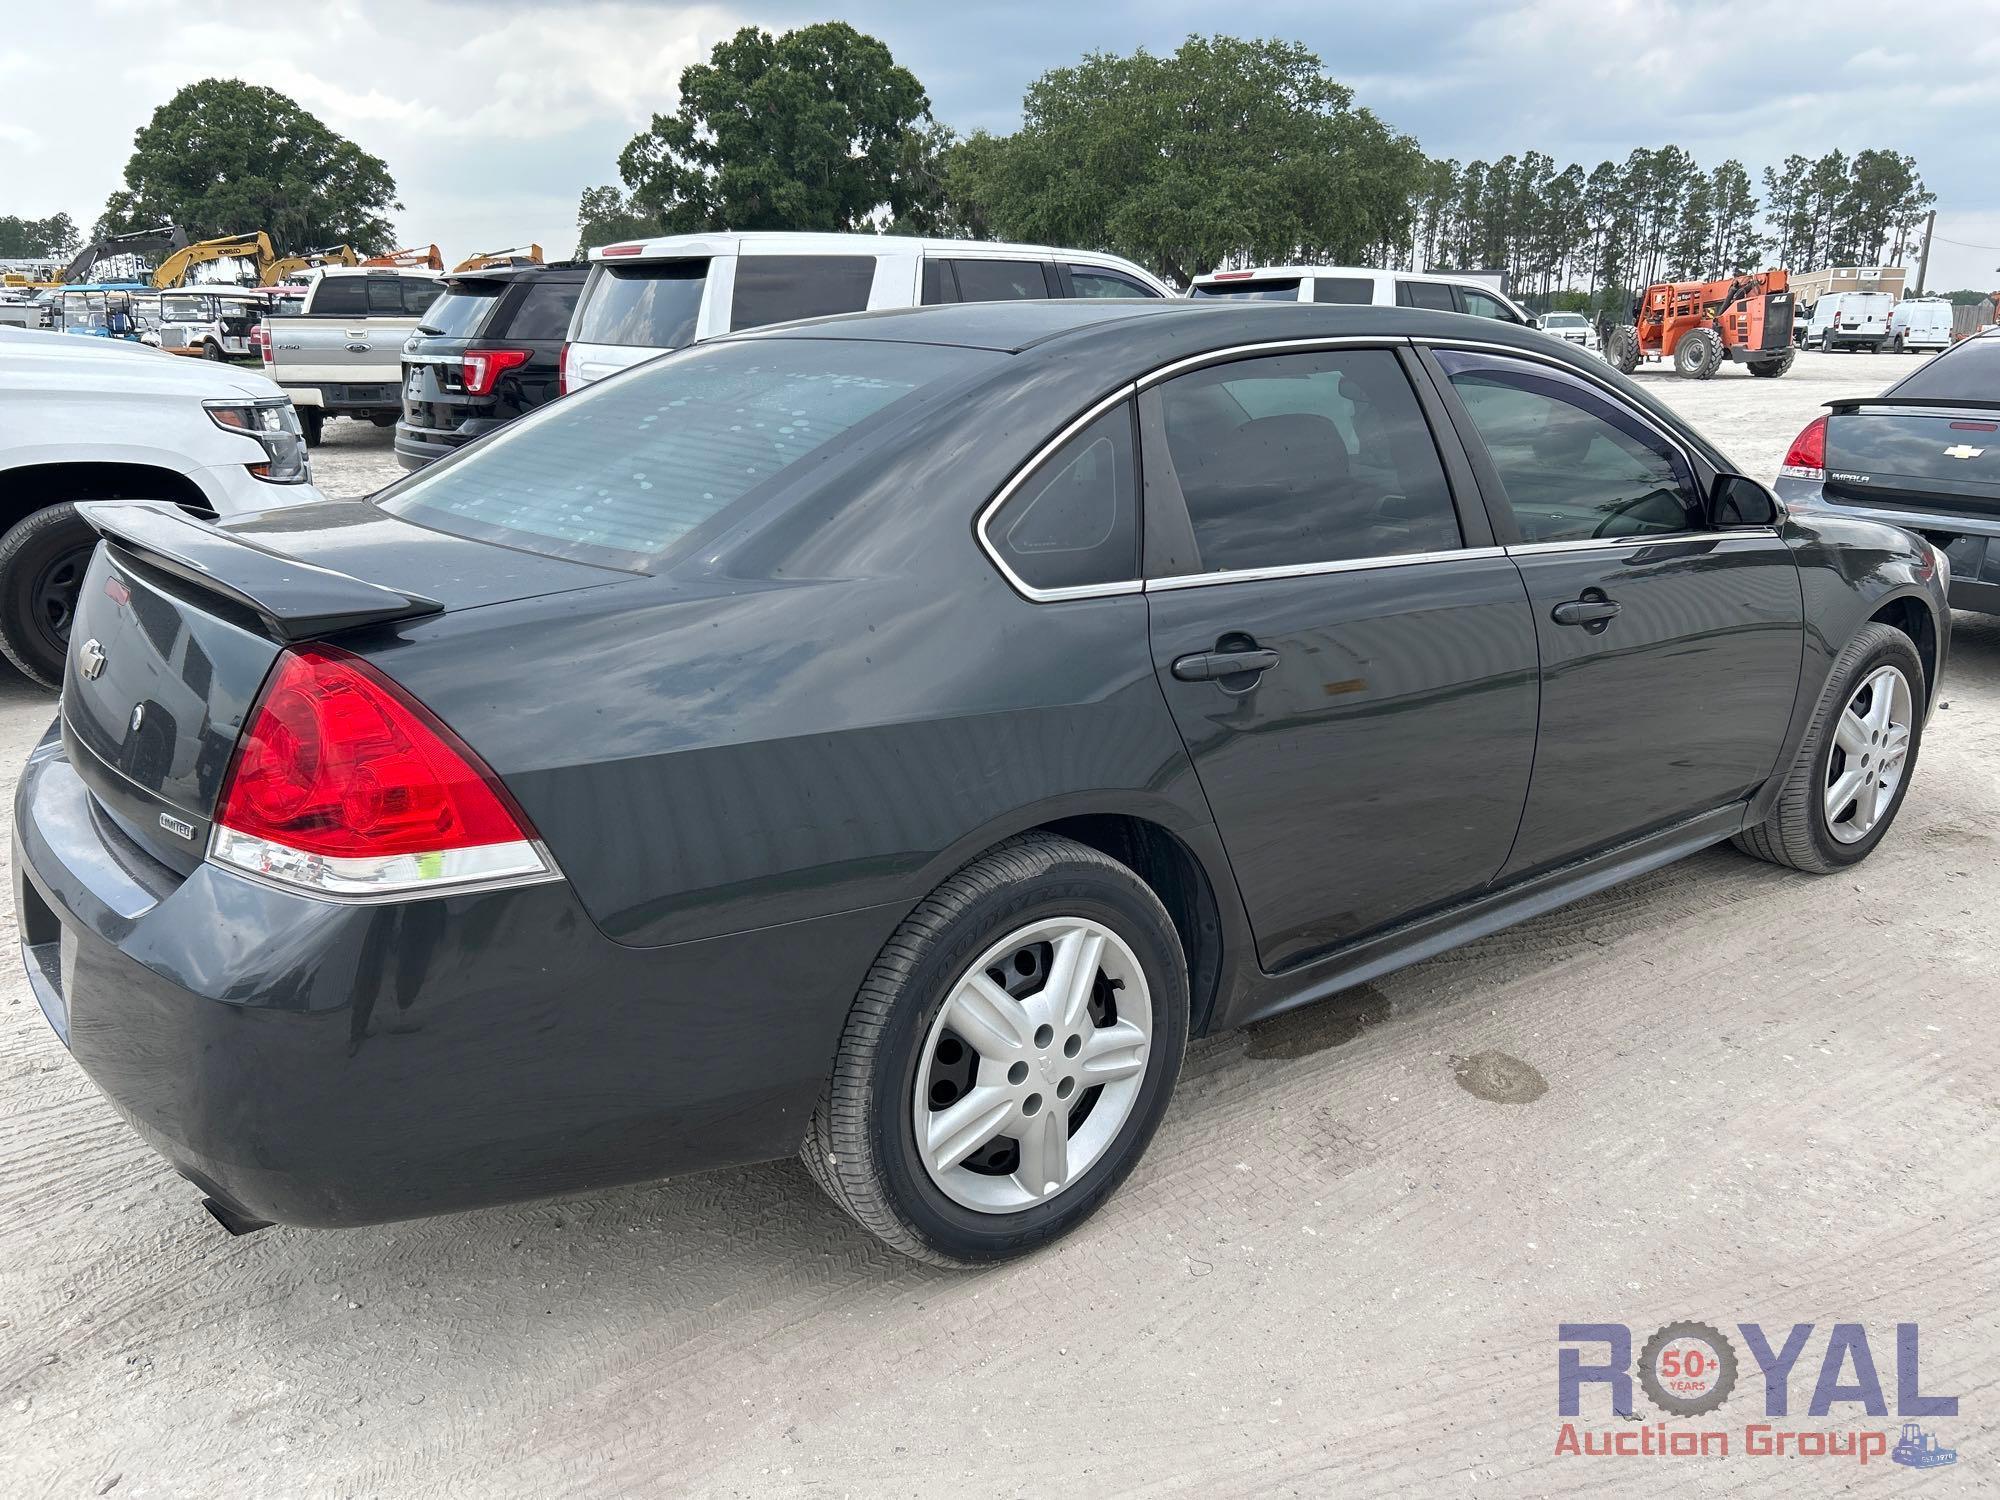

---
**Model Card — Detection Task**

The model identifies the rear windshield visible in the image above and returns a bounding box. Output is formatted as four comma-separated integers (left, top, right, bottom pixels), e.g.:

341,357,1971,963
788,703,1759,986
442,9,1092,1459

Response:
574,260,708,349
506,278,584,341
378,338,1000,570
419,289,500,337
1889,336,2000,399
1191,279,1301,302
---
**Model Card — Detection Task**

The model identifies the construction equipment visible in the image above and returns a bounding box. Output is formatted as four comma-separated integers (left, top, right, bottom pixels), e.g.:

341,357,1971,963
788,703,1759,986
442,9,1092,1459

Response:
151,232,277,289
1607,270,1797,380
363,245,445,271
262,244,361,284
451,243,544,273
58,225,189,285
1891,1423,1957,1470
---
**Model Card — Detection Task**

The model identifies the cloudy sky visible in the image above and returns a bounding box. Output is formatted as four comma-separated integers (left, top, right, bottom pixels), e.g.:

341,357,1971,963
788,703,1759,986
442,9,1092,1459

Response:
6,0,2000,287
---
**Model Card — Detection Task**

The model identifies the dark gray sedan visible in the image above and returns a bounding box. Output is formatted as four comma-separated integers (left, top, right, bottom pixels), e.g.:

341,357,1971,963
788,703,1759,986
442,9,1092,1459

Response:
15,300,1948,1265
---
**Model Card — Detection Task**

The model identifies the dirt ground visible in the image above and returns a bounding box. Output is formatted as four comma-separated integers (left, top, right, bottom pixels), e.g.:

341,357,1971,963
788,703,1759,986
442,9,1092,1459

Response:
3,349,1996,1498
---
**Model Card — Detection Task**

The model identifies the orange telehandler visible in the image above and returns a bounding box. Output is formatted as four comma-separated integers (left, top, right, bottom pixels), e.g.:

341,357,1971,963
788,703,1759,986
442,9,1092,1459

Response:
1607,269,1797,379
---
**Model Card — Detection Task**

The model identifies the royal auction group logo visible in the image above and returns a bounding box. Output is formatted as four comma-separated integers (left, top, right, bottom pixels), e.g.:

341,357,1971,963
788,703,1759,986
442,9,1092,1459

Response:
1556,1321,1959,1469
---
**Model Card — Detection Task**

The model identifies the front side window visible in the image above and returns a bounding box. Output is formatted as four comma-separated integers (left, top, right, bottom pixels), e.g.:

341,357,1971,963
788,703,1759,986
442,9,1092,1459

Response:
1459,287,1520,323
1069,266,1157,299
1436,349,1701,543
574,260,709,349
950,259,1050,303
984,404,1138,592
730,254,877,332
1153,348,1461,575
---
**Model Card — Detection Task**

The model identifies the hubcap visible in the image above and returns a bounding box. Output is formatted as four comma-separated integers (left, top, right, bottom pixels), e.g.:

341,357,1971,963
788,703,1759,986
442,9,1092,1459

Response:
914,918,1151,1213
33,545,92,646
1824,664,1914,844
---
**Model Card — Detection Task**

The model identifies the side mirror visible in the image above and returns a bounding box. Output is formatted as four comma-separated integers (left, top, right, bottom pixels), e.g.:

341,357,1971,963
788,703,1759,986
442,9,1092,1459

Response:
1711,472,1782,528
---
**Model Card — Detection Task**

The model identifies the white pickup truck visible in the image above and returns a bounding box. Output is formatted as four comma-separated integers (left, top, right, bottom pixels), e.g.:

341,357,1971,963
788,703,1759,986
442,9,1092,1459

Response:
263,267,443,445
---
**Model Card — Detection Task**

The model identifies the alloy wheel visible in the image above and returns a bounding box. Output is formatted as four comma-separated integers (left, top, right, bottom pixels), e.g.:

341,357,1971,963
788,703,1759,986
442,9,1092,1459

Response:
1824,664,1914,844
914,918,1152,1213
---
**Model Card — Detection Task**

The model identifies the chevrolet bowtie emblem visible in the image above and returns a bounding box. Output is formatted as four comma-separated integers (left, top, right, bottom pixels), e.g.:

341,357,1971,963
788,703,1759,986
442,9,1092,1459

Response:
1943,444,1984,460
78,638,106,680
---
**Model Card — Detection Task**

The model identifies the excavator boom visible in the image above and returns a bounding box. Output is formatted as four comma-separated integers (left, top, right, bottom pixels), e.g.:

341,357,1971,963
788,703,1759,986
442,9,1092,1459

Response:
151,232,277,289
60,225,189,284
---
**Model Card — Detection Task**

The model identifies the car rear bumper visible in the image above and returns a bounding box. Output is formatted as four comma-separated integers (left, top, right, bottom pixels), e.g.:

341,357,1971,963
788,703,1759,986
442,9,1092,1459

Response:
1778,479,2000,614
394,417,505,471
14,727,900,1229
278,382,401,414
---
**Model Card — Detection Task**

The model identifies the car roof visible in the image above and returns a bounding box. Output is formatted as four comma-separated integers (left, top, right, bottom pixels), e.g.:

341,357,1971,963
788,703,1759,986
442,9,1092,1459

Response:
593,230,1144,260
1189,265,1497,285
443,263,587,291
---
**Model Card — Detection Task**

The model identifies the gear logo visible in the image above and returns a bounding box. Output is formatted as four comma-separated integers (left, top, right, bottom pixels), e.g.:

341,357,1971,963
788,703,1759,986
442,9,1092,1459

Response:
1637,1321,1739,1416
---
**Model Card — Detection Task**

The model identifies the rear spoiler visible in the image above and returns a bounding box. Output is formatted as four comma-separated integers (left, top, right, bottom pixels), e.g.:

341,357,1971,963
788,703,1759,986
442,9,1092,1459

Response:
1826,396,2000,413
77,501,443,641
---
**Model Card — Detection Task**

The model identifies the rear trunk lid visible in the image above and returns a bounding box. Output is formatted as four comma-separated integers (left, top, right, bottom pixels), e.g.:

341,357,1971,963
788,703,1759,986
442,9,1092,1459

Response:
1823,401,2000,518
59,500,621,873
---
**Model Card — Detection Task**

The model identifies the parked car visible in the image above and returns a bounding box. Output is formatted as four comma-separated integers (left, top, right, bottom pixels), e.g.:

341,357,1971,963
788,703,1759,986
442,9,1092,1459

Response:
263,266,444,444
1805,290,1894,352
1188,265,1535,325
561,231,1173,391
1888,298,1954,354
395,263,586,471
1538,310,1600,353
0,326,319,686
18,300,1945,1264
1777,331,1998,613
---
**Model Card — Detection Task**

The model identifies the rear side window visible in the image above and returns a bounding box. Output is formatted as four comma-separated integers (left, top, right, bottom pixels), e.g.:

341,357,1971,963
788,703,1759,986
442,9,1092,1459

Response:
730,254,877,332
1069,266,1157,299
310,277,369,316
949,259,1050,303
1153,348,1461,574
505,279,584,341
1891,336,2000,398
1312,277,1373,305
575,260,709,348
419,289,499,337
1396,281,1458,312
379,339,999,569
984,404,1139,593
1192,279,1300,302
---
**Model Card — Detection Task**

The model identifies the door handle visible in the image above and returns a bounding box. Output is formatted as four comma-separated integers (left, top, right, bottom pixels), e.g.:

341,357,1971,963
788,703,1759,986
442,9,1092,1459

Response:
1550,593,1621,632
1172,647,1280,682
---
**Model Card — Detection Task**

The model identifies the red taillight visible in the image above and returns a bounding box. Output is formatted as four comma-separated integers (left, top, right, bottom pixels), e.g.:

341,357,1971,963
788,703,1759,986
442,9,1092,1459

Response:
253,324,271,364
599,243,644,257
210,646,551,897
1782,414,1827,474
461,346,531,397
558,342,573,396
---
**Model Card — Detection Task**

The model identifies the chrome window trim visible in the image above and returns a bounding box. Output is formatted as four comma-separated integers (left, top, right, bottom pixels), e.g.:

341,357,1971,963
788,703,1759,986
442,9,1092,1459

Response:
1503,529,1777,557
975,383,1142,603
1136,334,1400,391
1146,546,1507,592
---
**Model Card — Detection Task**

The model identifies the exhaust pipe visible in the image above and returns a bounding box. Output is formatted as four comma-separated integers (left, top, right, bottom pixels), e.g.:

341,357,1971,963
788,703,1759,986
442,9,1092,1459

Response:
201,1196,273,1237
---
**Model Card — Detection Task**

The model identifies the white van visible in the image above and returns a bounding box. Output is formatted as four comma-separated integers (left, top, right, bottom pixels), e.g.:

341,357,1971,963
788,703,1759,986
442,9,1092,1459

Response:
1888,299,1954,354
1807,291,1894,352
1187,265,1535,326
561,232,1174,392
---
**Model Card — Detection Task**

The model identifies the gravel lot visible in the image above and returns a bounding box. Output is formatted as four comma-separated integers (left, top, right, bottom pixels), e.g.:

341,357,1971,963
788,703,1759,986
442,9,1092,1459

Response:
3,350,1995,1498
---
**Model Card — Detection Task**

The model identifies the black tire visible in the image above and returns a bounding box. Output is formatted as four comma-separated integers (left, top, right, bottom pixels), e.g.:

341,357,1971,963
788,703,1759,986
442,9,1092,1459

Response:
202,341,224,361
1733,623,1925,874
804,833,1189,1266
0,503,99,690
299,409,324,447
1606,324,1641,375
1748,347,1795,378
1673,329,1719,378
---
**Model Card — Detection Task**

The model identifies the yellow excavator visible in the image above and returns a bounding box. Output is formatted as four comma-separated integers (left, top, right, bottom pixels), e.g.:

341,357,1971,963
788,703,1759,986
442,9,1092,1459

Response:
262,244,361,283
151,232,276,289
451,244,544,273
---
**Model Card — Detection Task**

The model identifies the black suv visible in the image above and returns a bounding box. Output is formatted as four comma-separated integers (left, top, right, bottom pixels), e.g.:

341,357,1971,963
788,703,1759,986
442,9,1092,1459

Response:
394,264,586,471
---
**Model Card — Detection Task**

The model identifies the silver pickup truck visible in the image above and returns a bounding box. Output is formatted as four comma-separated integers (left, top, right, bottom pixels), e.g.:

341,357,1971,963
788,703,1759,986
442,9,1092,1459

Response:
264,268,442,444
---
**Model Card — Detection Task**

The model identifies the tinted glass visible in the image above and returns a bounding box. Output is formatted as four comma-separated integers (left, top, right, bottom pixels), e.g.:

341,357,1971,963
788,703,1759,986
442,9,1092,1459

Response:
418,290,499,337
1459,287,1518,322
1156,348,1461,574
1397,280,1458,311
506,279,584,341
575,260,709,348
1312,277,1373,305
730,254,877,331
1437,349,1700,542
1191,279,1300,302
1891,335,2000,398
950,259,1048,302
985,405,1139,591
402,278,443,315
380,339,998,570
311,277,369,316
1069,266,1155,299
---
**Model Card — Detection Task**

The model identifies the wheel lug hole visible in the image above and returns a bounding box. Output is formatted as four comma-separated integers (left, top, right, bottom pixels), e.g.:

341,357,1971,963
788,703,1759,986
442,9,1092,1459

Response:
1033,1023,1054,1049
1063,1034,1082,1058
1056,1077,1075,1100
1007,1061,1029,1086
1022,1093,1043,1116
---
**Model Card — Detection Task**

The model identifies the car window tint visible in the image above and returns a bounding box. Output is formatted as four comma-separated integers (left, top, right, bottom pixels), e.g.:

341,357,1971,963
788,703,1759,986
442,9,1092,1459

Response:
949,260,1048,302
1191,279,1300,302
311,277,369,316
402,279,442,315
1459,287,1517,322
419,290,499,337
1891,335,2000,398
379,339,1000,570
1435,349,1701,542
1155,348,1461,574
729,254,877,332
507,279,583,341
985,404,1138,591
1396,280,1458,311
1069,266,1156,299
1312,277,1373,305
574,260,709,348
